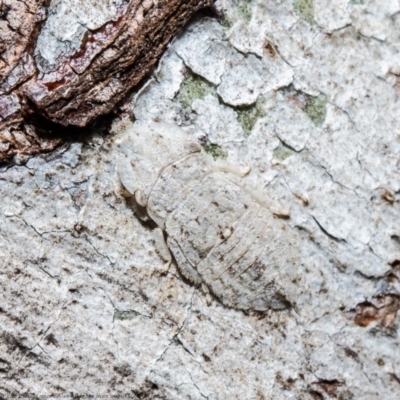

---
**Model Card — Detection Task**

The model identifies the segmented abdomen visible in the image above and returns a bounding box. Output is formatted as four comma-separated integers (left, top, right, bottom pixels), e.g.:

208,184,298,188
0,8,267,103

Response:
149,153,300,311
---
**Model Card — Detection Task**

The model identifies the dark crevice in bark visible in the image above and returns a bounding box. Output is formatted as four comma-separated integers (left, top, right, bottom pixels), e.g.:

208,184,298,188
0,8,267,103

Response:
0,0,214,163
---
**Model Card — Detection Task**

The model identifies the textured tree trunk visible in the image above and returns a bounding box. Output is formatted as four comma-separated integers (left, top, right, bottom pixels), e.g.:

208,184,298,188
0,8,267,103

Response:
1,0,399,399
0,0,213,161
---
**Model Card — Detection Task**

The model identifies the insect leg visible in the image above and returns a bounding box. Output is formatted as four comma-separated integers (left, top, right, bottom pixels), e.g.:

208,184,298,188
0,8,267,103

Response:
152,228,172,275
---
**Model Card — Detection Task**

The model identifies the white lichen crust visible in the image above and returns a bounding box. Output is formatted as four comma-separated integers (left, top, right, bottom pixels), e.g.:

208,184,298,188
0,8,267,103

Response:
1,0,400,398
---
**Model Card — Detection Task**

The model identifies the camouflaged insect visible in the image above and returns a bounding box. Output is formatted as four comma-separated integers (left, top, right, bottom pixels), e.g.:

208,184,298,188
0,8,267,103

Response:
117,122,300,312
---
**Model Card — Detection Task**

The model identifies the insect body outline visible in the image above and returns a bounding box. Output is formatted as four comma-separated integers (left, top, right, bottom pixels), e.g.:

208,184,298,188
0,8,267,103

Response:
117,121,300,312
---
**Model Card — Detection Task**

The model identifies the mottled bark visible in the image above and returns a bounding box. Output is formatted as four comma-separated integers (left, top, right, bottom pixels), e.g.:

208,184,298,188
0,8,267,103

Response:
0,0,55,161
0,0,49,82
1,1,400,397
0,0,213,162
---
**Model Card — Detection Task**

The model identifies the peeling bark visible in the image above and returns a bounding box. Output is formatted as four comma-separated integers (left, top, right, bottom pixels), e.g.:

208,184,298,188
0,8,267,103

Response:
0,0,49,82
2,1,400,398
0,0,213,162
0,0,55,161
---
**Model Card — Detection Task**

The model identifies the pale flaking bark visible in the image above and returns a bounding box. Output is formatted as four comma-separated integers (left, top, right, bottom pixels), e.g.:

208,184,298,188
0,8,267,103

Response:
0,0,399,399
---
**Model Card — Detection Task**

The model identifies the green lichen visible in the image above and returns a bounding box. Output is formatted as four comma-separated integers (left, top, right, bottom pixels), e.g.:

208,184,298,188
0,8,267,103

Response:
220,15,234,29
176,73,215,109
114,310,139,321
203,143,227,159
305,95,327,126
293,0,315,24
236,99,266,136
220,0,253,28
237,0,253,22
274,143,295,161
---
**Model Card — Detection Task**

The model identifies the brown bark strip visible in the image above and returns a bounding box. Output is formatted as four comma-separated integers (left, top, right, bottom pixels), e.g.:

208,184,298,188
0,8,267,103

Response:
0,0,49,82
0,0,57,162
0,0,214,162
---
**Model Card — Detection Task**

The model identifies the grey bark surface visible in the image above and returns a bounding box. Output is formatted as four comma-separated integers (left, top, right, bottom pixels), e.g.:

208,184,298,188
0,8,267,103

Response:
1,0,400,398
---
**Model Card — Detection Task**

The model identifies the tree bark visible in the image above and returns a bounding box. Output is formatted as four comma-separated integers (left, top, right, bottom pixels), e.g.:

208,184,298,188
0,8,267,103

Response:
1,0,399,398
0,0,213,161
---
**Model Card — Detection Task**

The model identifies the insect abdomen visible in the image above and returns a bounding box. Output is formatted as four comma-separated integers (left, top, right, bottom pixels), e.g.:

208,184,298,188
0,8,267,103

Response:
164,171,299,311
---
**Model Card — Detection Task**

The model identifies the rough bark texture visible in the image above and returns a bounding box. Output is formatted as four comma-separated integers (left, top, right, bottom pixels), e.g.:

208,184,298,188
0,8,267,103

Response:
0,0,57,162
0,0,213,162
0,0,43,81
1,0,400,398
